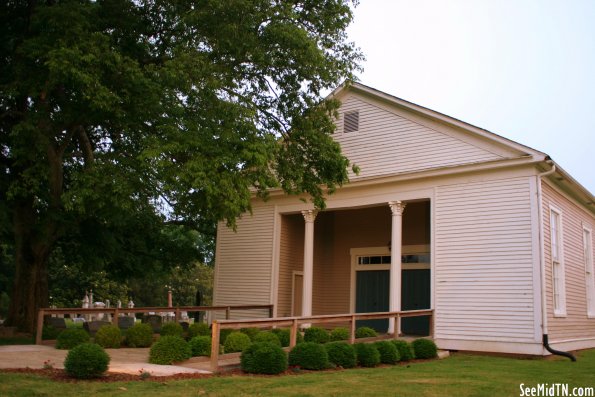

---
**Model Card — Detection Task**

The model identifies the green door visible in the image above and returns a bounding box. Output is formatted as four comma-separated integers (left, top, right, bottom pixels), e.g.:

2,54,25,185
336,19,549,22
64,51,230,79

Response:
355,270,389,333
401,269,431,336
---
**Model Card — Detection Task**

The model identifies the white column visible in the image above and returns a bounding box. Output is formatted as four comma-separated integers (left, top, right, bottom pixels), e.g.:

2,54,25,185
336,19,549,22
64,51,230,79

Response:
388,201,406,334
301,209,318,319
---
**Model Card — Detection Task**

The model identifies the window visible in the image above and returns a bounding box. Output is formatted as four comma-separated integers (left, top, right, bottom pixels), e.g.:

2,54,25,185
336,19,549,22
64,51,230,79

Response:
344,111,359,133
584,226,595,317
550,207,566,316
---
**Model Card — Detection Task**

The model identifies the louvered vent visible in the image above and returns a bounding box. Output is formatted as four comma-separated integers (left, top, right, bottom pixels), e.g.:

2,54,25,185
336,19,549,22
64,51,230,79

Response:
344,111,359,133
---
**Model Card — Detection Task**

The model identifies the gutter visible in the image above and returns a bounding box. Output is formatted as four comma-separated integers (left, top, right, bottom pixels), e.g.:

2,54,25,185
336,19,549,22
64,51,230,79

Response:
536,160,576,362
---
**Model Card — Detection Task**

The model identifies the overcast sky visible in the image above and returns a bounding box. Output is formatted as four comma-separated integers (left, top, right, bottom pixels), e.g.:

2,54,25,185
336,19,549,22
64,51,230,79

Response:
346,0,595,193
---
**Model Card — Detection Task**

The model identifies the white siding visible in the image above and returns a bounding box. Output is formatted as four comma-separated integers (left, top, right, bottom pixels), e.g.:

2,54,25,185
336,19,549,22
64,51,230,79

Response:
213,204,275,319
435,176,536,342
334,95,504,179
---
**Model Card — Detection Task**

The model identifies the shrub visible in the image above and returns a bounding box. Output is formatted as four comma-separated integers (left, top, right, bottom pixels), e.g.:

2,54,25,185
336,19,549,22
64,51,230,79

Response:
374,341,400,364
64,343,110,379
325,342,356,368
219,329,233,345
94,325,122,349
392,340,414,361
253,331,282,347
224,332,252,353
288,342,329,370
240,327,260,341
412,338,438,359
241,342,288,374
355,343,380,367
329,327,350,341
149,336,191,365
303,327,329,344
56,328,90,350
160,322,184,337
189,336,212,357
355,326,377,339
272,328,303,347
125,323,154,348
188,322,210,338
42,325,61,340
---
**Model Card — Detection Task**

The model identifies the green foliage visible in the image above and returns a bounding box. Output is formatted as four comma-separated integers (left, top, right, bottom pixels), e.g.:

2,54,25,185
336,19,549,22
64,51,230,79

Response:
271,328,303,347
412,338,438,359
160,322,184,338
224,332,252,353
94,325,121,349
240,328,261,341
355,343,381,367
355,327,377,339
219,329,233,345
303,327,330,344
329,327,350,341
188,322,210,338
324,341,357,368
149,336,191,365
288,342,329,370
41,325,61,340
392,340,415,361
253,331,282,347
241,342,288,375
125,324,153,348
189,336,211,357
64,343,110,379
374,341,400,364
56,328,90,350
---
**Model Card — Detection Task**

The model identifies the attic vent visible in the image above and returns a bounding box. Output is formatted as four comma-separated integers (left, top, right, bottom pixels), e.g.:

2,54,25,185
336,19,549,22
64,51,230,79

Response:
344,111,359,133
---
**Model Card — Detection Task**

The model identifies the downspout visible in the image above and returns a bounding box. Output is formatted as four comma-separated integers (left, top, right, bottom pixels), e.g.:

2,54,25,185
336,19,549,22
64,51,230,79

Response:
536,161,576,361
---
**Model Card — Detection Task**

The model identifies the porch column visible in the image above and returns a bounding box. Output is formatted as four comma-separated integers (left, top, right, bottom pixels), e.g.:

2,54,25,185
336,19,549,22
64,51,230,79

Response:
301,209,318,319
388,201,406,334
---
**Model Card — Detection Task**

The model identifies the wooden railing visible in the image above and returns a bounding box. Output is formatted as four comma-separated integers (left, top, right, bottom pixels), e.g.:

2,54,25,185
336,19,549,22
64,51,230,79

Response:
209,309,433,371
35,304,274,345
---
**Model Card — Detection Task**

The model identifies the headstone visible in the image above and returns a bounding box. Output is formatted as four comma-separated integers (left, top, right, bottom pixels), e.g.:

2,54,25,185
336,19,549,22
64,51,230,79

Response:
88,320,110,336
143,315,162,333
117,316,135,330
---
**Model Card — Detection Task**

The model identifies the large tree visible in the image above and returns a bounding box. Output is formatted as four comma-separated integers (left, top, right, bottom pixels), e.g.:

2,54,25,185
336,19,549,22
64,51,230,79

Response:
0,0,362,332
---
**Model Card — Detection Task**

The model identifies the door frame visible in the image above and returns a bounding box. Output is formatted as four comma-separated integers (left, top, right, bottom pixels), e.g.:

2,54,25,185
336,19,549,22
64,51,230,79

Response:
291,271,303,316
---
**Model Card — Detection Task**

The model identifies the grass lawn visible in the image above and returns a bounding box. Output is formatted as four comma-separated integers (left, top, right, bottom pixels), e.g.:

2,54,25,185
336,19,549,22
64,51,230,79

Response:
1,350,595,397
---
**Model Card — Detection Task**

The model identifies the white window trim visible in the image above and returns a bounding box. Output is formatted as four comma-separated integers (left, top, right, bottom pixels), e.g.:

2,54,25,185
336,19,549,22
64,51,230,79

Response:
583,224,595,318
550,206,567,317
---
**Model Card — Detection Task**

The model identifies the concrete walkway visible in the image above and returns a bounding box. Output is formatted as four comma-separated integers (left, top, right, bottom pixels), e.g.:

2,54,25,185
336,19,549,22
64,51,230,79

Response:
0,345,212,376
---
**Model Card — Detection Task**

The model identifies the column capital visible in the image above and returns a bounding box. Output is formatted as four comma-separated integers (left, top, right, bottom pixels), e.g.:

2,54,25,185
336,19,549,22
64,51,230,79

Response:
301,209,318,223
388,201,406,216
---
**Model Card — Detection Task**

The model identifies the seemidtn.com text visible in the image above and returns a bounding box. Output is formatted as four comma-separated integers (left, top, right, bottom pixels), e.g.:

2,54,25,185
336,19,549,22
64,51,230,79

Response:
520,384,594,397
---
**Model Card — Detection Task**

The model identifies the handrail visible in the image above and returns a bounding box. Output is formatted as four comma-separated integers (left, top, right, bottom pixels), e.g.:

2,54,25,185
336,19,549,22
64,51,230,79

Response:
209,309,434,371
35,304,274,345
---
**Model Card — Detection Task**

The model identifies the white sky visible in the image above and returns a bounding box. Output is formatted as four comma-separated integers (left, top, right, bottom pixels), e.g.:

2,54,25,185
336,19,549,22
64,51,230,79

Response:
347,0,595,193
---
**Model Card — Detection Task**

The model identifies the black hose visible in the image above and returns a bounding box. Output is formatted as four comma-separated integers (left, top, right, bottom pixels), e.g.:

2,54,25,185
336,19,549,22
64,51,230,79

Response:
543,334,576,362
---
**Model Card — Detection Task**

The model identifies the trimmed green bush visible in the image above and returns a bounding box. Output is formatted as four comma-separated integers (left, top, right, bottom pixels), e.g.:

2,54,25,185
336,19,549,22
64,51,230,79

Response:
160,322,184,337
241,342,288,374
224,331,252,353
288,342,329,370
189,336,211,357
64,343,110,379
412,338,438,359
374,341,399,364
303,327,329,344
219,329,233,345
188,322,210,338
325,341,356,368
125,323,153,348
272,328,303,347
355,326,377,339
240,327,261,341
56,328,90,350
355,343,380,367
149,335,191,364
253,331,282,347
329,327,350,341
94,325,121,349
392,340,414,361
42,325,61,340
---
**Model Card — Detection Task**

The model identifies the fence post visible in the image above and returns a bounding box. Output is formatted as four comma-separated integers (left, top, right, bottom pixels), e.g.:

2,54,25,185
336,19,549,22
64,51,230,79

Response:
210,321,220,372
225,307,230,320
349,314,356,344
269,305,274,318
396,314,401,338
290,318,298,348
36,309,44,345
175,306,180,322
112,308,119,327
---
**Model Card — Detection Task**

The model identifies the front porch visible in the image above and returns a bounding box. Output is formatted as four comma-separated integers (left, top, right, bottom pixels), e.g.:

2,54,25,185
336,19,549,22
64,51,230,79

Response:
276,200,432,336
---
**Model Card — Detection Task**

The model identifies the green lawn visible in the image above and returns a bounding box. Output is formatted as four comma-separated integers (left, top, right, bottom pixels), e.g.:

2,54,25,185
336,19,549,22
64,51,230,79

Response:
2,350,595,397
